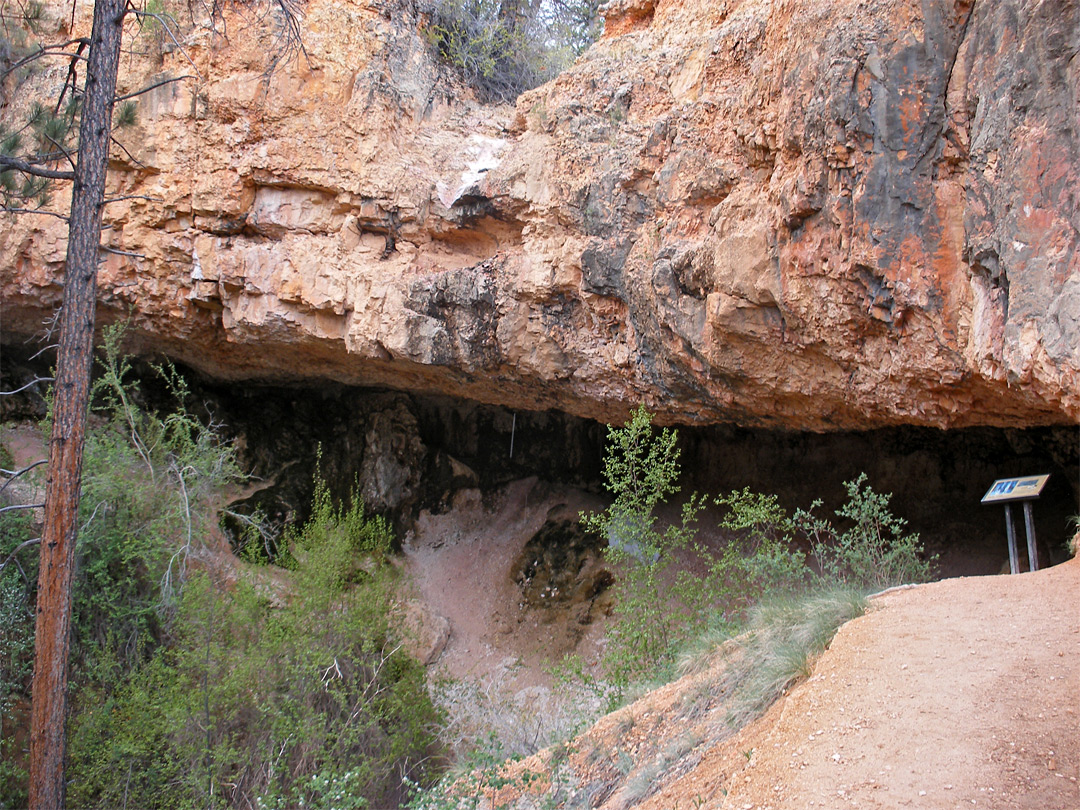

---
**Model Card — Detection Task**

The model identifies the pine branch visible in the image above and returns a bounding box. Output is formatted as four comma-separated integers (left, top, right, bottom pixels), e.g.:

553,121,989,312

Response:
0,155,75,181
0,207,69,221
103,194,163,205
0,39,89,83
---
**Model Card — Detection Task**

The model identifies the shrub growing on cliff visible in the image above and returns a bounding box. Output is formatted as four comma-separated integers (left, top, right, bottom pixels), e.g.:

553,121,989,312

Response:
792,473,933,591
425,0,602,102
583,407,931,705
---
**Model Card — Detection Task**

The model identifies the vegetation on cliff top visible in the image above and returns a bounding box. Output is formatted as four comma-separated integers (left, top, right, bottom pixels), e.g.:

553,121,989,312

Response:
425,0,603,101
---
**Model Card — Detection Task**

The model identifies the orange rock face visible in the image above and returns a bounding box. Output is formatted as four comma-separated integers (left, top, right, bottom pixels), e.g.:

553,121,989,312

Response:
1,0,1077,430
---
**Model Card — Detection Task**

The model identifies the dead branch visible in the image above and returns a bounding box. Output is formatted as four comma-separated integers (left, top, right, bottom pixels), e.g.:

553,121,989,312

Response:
114,73,198,102
0,537,41,577
0,378,53,396
108,134,146,169
100,244,147,260
0,501,45,514
0,155,75,181
0,459,49,498
0,207,69,221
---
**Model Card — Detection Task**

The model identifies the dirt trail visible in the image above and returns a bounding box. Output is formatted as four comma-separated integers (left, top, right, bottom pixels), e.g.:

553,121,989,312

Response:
643,557,1079,810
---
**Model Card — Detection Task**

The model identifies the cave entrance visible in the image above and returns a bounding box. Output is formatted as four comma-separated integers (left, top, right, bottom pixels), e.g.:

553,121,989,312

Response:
196,380,1078,580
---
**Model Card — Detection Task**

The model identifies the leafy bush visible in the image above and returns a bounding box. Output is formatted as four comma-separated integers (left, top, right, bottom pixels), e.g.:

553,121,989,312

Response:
0,558,34,810
581,406,707,692
792,473,934,591
0,329,440,808
581,407,929,711
73,326,244,680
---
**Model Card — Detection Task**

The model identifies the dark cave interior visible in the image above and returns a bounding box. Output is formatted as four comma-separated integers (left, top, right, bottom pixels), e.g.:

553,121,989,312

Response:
2,346,1077,579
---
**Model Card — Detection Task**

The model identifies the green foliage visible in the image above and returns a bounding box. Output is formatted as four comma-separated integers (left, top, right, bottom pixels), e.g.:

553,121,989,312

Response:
68,478,440,810
425,0,602,102
0,443,39,810
580,407,928,716
0,561,34,810
73,325,244,679
3,329,438,808
793,473,934,591
581,406,707,693
677,489,807,627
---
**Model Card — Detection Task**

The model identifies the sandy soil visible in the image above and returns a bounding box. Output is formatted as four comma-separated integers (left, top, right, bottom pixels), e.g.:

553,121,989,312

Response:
403,477,610,688
639,557,1080,810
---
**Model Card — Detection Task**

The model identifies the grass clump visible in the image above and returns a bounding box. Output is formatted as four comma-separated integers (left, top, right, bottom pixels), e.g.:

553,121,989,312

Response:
721,586,868,729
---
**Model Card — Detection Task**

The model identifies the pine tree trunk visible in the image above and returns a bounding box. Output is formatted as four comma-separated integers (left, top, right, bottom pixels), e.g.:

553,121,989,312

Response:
28,0,125,805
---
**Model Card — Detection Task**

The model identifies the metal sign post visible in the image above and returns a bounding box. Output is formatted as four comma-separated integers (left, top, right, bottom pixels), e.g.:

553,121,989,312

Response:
981,474,1050,574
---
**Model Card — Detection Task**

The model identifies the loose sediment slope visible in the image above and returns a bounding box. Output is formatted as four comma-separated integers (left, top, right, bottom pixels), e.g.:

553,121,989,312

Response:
657,556,1080,809
1,0,1077,431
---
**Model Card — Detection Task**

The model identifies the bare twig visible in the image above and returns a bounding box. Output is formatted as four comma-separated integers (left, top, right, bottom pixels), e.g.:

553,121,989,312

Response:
0,537,41,576
0,377,54,396
114,74,198,102
222,508,280,560
0,207,70,221
99,245,147,260
29,342,58,361
0,502,44,514
0,155,75,181
108,135,146,170
162,462,195,603
0,39,89,83
0,459,49,497
103,194,164,205
129,10,204,79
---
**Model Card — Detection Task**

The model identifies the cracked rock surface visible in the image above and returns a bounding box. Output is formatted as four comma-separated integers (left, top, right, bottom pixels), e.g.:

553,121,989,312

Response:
1,0,1077,430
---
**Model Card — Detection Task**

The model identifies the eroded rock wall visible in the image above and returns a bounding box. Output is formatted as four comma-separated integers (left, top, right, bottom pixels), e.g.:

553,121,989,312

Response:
1,0,1076,430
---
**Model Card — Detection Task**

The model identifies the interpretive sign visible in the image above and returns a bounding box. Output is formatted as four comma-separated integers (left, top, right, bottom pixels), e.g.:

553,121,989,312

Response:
981,474,1050,575
980,474,1050,505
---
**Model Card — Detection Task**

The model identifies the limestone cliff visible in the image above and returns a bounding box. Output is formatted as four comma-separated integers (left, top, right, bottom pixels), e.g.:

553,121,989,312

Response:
1,0,1077,430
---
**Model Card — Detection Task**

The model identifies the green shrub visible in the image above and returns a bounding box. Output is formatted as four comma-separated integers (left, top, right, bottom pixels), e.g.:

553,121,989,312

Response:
2,327,443,808
580,407,928,714
73,325,244,680
0,560,34,810
793,473,934,591
581,406,707,693
68,479,441,809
